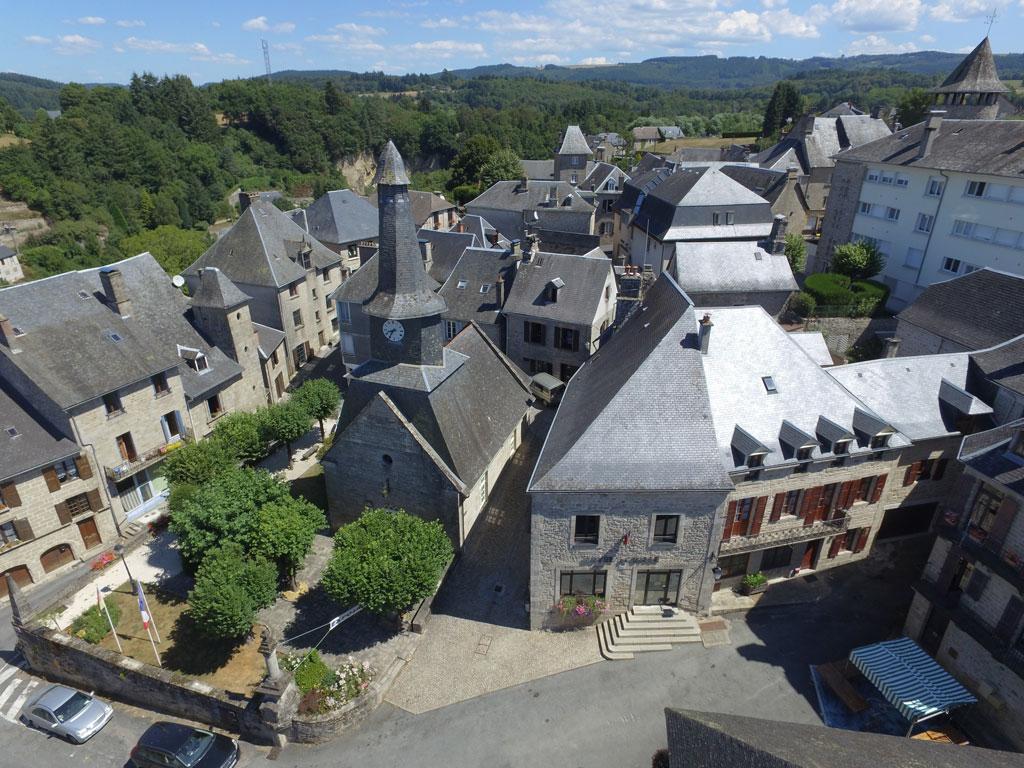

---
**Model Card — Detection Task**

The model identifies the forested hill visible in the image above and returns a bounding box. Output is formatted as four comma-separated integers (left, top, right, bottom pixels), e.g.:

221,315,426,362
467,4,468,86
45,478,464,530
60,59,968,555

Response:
0,73,62,115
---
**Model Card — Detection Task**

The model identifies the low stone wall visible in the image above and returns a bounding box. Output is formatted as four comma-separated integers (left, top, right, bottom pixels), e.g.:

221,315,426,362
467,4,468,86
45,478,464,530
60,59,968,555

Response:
289,655,408,744
408,556,456,634
16,623,271,743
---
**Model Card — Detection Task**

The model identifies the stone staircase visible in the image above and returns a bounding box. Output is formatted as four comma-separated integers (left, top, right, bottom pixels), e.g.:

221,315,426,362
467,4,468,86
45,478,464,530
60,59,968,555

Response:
597,605,702,660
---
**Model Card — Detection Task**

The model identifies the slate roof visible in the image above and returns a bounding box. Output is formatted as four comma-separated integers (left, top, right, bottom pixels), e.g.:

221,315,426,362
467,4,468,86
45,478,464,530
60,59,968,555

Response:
530,274,730,492
466,180,593,214
438,247,517,327
970,334,1024,396
821,101,865,117
253,322,285,359
190,267,251,310
897,269,1024,350
0,253,242,409
0,382,78,482
456,214,509,250
0,245,16,260
520,159,555,181
663,708,1024,768
933,37,1007,94
293,189,378,247
837,115,892,149
827,352,992,442
372,190,455,229
531,228,601,255
670,242,797,294
959,419,1024,497
788,332,833,366
658,126,684,140
186,200,340,289
558,125,593,156
754,114,890,174
503,249,611,325
632,126,662,141
718,165,790,204
337,323,532,488
579,162,624,193
333,254,379,305
418,229,479,284
836,119,1024,176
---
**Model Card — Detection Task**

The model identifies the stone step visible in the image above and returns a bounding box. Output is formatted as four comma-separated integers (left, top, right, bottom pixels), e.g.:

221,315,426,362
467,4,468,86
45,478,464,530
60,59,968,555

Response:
597,621,633,661
613,616,701,639
631,605,681,616
623,614,699,629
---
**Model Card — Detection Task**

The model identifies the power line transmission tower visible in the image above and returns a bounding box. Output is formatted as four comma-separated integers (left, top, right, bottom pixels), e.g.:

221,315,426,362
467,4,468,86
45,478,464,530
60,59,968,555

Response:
262,39,272,83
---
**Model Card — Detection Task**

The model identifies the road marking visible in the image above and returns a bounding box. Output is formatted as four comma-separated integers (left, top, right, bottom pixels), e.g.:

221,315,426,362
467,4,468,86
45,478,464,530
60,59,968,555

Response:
0,679,23,713
0,660,26,687
4,679,36,722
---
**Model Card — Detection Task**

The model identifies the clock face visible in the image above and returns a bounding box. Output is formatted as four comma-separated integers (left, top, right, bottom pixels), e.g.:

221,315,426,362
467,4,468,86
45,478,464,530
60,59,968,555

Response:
382,319,405,343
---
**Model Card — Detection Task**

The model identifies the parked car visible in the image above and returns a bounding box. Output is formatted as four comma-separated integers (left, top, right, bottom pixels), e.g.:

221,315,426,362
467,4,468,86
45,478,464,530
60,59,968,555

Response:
529,371,565,406
22,684,113,743
130,722,239,768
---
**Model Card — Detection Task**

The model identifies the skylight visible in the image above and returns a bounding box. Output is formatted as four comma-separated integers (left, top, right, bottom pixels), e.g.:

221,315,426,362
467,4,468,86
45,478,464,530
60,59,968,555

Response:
5,426,18,438
479,283,491,294
457,279,468,289
761,376,777,394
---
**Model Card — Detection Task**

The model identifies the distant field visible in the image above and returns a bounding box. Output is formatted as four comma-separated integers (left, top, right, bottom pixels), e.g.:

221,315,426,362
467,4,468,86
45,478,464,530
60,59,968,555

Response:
651,136,757,152
0,133,27,148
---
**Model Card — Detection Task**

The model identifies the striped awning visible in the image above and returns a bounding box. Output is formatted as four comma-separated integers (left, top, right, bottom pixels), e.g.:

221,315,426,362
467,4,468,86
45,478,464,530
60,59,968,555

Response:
849,637,977,723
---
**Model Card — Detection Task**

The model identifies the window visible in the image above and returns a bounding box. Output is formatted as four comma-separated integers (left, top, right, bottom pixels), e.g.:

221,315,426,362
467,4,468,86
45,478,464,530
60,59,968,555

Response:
712,212,735,226
0,521,19,545
885,207,900,221
524,321,546,345
904,247,924,269
445,320,462,340
103,392,123,415
525,358,553,375
65,493,91,517
54,459,79,484
966,180,987,198
834,439,851,455
288,282,299,298
842,529,859,552
292,309,303,328
970,487,1003,535
717,553,749,579
183,350,208,372
796,446,813,462
855,476,874,502
570,174,578,185
207,394,223,418
338,302,351,324
560,570,606,597
315,311,321,323
479,283,491,294
942,257,962,274
456,279,468,290
926,177,945,197
880,172,895,186
323,268,333,284
951,220,974,239
553,327,580,352
747,452,765,468
866,169,880,183
895,174,910,188
779,490,800,517
653,514,679,544
760,545,793,571
914,213,934,233
270,349,279,366
761,376,777,394
298,250,311,270
858,202,873,216
994,228,1022,248
870,432,891,450
573,515,600,545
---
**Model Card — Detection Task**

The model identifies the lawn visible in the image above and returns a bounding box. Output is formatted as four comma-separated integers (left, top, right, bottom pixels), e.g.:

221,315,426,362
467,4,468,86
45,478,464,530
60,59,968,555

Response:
97,582,266,695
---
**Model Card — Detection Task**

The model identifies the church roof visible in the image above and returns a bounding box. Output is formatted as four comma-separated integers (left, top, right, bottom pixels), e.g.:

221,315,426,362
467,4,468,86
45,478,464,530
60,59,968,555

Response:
558,125,593,156
190,267,251,310
374,139,411,185
932,37,1008,94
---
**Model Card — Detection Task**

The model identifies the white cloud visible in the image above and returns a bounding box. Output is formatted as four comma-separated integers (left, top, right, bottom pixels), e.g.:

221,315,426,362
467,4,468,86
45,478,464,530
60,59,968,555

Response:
919,33,935,43
409,40,486,58
422,17,458,28
332,22,386,35
579,56,611,65
242,16,295,33
929,0,1002,21
763,7,823,37
23,35,51,44
77,16,106,25
831,0,923,31
55,34,102,55
844,33,919,54
123,36,249,63
712,10,771,41
115,19,145,28
511,53,566,65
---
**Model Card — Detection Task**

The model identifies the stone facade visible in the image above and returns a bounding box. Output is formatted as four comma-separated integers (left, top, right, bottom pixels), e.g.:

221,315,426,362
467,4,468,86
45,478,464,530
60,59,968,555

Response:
529,490,728,629
814,160,864,273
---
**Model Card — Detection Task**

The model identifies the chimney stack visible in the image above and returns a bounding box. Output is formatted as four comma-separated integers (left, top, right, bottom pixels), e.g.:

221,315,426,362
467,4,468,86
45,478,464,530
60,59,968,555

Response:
786,165,798,183
239,190,260,213
698,313,713,354
100,268,132,318
882,336,901,358
0,314,18,351
870,105,882,119
518,175,529,193
917,112,943,160
770,214,787,255
496,275,506,306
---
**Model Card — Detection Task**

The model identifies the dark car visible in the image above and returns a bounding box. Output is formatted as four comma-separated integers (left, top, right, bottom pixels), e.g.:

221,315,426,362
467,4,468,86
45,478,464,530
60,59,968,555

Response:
130,722,239,768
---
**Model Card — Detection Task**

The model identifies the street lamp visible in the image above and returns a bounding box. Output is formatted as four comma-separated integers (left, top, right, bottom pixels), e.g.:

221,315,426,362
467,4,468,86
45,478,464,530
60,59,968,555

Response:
113,544,137,595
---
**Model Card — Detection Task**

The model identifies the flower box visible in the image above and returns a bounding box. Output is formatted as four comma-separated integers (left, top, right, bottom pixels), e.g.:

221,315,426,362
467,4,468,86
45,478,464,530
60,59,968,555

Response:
739,572,768,595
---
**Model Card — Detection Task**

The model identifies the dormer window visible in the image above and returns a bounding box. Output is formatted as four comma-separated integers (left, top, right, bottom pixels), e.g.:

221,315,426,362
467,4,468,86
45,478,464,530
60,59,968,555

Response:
546,277,564,303
747,453,765,469
457,279,468,290
179,346,209,373
870,432,892,450
797,447,813,461
762,376,777,394
479,283,491,294
834,439,851,455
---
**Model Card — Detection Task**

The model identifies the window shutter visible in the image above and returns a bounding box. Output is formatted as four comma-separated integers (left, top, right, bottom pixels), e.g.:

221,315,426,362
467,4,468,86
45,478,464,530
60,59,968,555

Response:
42,466,61,492
769,493,786,523
75,454,93,480
870,474,887,503
903,461,922,486
935,546,963,594
1,481,21,508
994,596,1024,644
984,497,1019,553
801,487,822,527
828,536,842,558
839,481,857,510
819,484,838,522
749,497,768,536
933,458,948,482
964,569,990,601
722,500,736,542
12,518,34,541
853,528,869,553
86,489,103,512
55,501,72,526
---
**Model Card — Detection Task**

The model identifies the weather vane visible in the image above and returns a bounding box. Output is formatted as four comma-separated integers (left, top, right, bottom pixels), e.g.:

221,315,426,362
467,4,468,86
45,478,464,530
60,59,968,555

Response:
985,7,998,36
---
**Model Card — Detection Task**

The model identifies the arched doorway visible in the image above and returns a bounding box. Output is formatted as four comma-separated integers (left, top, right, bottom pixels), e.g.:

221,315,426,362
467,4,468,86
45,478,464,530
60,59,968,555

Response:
40,543,75,574
0,565,33,598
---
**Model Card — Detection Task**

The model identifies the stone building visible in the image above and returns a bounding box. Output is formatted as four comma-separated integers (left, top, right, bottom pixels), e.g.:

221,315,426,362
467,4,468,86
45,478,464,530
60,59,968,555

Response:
186,200,343,375
969,334,1024,425
502,247,617,381
928,37,1014,121
0,245,24,285
0,253,267,522
465,179,595,244
288,189,378,275
371,189,458,232
903,419,1024,750
323,143,533,546
0,384,114,599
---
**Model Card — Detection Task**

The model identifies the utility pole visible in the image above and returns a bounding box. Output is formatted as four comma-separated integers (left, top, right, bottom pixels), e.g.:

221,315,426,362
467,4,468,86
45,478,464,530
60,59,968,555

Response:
262,39,272,84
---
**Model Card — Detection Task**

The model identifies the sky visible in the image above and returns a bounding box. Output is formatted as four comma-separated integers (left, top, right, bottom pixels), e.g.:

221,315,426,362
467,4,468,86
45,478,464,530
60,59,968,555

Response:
4,0,1022,84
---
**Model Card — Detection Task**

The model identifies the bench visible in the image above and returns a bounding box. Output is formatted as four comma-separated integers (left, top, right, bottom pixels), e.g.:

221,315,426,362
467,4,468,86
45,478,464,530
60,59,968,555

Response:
817,661,869,714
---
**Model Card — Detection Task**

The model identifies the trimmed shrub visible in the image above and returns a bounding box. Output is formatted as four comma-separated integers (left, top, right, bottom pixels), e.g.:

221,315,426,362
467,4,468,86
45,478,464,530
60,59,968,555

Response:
804,273,888,317
291,650,333,694
71,600,122,644
789,291,816,318
187,542,278,640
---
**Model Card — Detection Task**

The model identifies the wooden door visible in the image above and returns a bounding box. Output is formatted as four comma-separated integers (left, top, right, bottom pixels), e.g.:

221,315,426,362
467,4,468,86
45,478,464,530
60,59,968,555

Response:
77,517,102,550
801,539,821,569
0,565,33,597
116,433,136,461
275,373,285,399
40,543,75,573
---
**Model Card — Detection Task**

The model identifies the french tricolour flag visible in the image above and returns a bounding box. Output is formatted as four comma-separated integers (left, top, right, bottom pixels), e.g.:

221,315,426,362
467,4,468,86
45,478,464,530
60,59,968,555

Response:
138,591,150,630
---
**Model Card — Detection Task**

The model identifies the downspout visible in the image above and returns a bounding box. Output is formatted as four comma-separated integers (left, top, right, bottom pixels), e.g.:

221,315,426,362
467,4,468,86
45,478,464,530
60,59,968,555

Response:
914,169,949,289
69,416,123,538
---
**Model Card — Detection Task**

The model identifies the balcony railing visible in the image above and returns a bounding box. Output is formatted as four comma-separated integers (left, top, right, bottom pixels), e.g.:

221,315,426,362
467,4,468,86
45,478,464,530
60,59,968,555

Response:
720,515,849,555
104,430,193,481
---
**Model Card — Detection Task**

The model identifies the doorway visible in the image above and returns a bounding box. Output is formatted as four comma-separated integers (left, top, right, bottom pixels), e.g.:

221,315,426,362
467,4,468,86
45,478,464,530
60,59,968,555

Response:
0,565,33,598
920,608,950,656
77,517,102,550
634,570,682,606
40,543,75,573
801,539,821,570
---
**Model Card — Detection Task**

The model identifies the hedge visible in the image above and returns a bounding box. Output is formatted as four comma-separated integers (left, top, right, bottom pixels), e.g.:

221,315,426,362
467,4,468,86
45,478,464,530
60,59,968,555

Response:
803,273,889,317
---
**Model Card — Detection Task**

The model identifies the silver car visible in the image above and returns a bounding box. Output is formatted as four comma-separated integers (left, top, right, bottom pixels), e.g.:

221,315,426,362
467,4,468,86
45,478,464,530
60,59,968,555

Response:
22,685,114,743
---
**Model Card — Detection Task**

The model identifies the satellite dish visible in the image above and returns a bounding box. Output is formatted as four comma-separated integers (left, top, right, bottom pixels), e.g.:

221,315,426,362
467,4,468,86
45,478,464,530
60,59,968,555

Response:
171,275,186,288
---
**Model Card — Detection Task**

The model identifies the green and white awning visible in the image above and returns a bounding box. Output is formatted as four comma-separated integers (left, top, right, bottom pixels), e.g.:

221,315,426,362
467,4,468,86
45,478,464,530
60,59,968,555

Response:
849,637,977,724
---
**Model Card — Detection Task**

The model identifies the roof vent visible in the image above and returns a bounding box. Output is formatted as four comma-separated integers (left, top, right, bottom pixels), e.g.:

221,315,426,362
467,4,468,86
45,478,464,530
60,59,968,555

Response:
78,290,90,300
5,426,18,438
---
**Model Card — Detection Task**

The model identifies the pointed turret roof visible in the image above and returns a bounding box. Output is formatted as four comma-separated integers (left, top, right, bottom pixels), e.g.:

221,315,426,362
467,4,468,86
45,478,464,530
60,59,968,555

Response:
558,125,593,156
932,37,1008,94
365,141,447,320
191,267,251,310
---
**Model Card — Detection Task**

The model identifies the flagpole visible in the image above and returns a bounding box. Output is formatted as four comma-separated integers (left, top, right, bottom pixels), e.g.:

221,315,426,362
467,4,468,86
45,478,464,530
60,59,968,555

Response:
136,580,161,644
98,589,123,654
144,622,162,667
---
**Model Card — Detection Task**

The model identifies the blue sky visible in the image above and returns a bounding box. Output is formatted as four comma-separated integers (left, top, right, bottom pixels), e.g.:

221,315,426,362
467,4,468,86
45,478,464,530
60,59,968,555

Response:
5,0,1022,84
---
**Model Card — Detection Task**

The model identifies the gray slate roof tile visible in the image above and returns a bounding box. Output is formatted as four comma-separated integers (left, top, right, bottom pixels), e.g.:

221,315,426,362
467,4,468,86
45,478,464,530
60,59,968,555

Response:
0,382,78,482
502,249,611,325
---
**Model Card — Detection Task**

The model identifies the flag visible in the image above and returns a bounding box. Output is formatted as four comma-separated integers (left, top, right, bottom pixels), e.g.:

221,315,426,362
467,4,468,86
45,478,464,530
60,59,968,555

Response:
138,590,150,630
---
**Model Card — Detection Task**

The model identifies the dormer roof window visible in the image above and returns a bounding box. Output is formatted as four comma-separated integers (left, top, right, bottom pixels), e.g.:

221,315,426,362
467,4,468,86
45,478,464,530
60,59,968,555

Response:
870,431,893,450
834,438,852,455
547,277,565,303
179,345,209,373
732,425,771,469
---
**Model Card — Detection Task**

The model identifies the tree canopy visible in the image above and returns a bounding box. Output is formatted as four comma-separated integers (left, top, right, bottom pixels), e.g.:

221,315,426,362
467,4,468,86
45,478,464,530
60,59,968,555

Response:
187,541,277,640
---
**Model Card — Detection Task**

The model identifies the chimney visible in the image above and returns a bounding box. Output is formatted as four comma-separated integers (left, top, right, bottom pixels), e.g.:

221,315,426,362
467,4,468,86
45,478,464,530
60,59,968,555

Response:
546,186,557,205
100,267,132,317
786,165,798,182
802,117,814,137
770,214,787,255
517,175,529,193
917,113,943,160
239,190,260,213
698,313,713,354
882,336,901,358
0,314,18,351
419,239,433,272
870,105,882,119
496,275,506,306
456,221,464,233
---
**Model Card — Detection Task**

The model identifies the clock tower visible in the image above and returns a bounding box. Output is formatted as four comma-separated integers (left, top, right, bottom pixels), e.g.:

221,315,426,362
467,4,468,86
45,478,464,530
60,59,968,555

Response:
364,141,448,366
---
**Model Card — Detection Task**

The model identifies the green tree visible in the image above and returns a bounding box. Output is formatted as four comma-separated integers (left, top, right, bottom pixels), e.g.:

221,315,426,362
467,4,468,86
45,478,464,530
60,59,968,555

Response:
479,148,521,188
118,225,213,276
211,411,268,464
896,88,933,128
251,498,326,588
784,233,807,273
161,439,236,487
187,542,277,641
762,81,804,138
293,378,341,441
831,241,885,280
448,134,501,190
263,401,313,468
321,508,453,616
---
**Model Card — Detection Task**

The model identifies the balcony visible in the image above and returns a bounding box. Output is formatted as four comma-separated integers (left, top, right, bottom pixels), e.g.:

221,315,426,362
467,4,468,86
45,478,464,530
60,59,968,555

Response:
104,430,193,481
720,516,849,555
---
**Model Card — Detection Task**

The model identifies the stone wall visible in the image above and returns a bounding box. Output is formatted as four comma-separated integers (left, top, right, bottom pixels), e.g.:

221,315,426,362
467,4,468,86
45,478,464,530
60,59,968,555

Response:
816,160,865,272
802,315,897,357
894,318,970,357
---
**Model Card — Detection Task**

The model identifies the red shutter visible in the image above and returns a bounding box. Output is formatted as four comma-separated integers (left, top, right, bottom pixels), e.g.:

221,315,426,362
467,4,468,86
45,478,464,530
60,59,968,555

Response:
749,496,768,536
86,489,103,512
818,484,838,522
769,493,786,523
722,500,737,542
933,458,948,481
853,528,870,553
42,466,61,492
838,481,857,511
870,474,887,503
827,536,842,558
75,454,93,480
0,481,21,508
903,461,922,487
801,487,822,527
